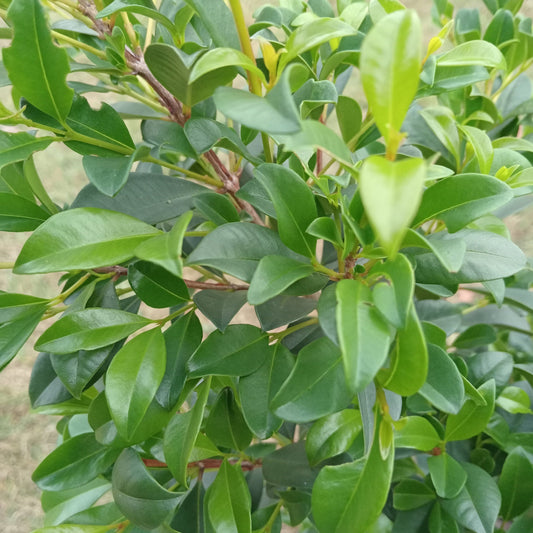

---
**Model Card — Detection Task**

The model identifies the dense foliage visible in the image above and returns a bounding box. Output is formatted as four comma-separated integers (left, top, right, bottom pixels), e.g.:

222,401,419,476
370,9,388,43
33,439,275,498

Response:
1,0,533,531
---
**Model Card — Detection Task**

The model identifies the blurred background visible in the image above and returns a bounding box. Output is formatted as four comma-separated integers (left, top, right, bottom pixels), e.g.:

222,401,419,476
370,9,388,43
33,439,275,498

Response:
1,0,532,530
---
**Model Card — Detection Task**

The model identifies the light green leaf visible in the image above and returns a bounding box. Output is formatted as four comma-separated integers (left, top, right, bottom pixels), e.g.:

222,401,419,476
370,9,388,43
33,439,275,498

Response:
0,131,54,170
35,309,150,354
459,125,494,174
437,40,506,69
394,416,441,451
497,386,533,414
3,0,73,121
359,156,426,257
360,10,422,144
420,107,461,168
336,279,391,393
106,329,166,440
0,192,50,231
428,453,468,499
248,255,314,305
14,208,159,274
254,163,317,257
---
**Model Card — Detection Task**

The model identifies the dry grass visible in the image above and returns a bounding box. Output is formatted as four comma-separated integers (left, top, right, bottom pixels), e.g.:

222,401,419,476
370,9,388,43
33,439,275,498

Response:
0,1,532,531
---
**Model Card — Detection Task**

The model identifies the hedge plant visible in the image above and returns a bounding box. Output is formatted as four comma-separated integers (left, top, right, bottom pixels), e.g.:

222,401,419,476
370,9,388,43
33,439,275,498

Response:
1,0,533,531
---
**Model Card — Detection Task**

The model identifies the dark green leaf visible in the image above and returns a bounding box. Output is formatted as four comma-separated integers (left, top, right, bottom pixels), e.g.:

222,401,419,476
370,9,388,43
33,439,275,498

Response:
262,441,316,489
393,479,436,510
498,447,533,520
187,324,268,378
193,290,247,332
0,292,48,323
467,351,513,387
336,95,362,144
32,433,120,491
193,192,240,226
35,309,150,354
14,208,160,274
255,294,317,331
3,0,73,121
82,152,138,197
112,448,179,529
0,131,54,171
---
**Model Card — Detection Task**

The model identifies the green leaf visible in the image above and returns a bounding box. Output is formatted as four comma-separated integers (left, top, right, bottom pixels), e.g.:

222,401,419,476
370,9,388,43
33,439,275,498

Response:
413,174,513,232
254,163,317,257
336,95,362,144
128,261,189,308
360,10,422,144
336,279,391,393
193,290,247,332
204,460,252,533
106,329,166,440
393,479,436,510
0,192,50,231
112,448,180,529
3,0,73,121
497,386,533,414
248,255,314,305
437,40,506,69
14,208,160,274
0,131,54,170
270,337,353,423
467,351,513,387
0,309,48,370
171,480,205,533
205,387,252,451
135,210,193,277
380,305,428,396
35,308,150,354
280,17,356,69
459,125,494,174
156,312,203,410
420,107,461,168
214,66,302,135
419,344,465,414
164,378,211,487
454,324,497,350
187,324,269,378
306,409,362,466
262,441,316,489
0,292,48,323
359,156,426,257
445,380,496,441
239,343,294,439
187,222,296,282
441,463,501,533
32,433,120,491
312,413,394,533
189,48,265,84
394,416,441,451
428,453,468,499
498,447,533,520
97,0,177,35
193,192,240,226
306,217,343,247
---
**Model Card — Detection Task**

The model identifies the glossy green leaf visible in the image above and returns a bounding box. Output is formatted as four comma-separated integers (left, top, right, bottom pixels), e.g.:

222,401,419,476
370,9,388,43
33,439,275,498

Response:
380,305,428,396
187,324,268,378
32,433,120,491
82,152,138,198
239,343,294,439
454,324,497,349
0,292,48,323
393,479,436,510
205,387,252,451
359,156,426,257
498,447,533,520
437,40,506,69
360,10,422,144
0,131,54,171
255,293,318,331
112,448,180,530
214,66,302,135
189,48,265,84
156,312,203,410
106,329,166,440
445,380,495,441
0,192,50,231
441,463,501,533
171,480,205,533
248,255,314,305
497,386,533,414
336,279,391,393
428,453,468,499
128,261,189,308
459,125,494,174
14,208,160,274
419,344,465,414
35,309,150,354
413,174,512,232
204,460,252,533
336,95,362,144
312,413,394,533
262,441,316,489
271,337,353,423
306,217,342,246
3,0,73,121
306,409,362,466
254,163,317,257
394,416,441,451
164,378,211,487
187,222,296,282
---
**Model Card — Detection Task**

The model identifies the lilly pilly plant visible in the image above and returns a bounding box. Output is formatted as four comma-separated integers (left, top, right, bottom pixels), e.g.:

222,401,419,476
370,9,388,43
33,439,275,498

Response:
2,0,533,530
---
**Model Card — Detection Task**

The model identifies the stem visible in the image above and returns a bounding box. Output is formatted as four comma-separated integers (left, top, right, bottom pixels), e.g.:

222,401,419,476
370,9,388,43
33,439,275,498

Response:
183,280,248,291
51,29,108,60
154,303,195,325
48,273,92,307
461,298,489,315
143,155,222,186
270,317,319,340
121,12,140,50
0,262,15,269
312,261,343,280
264,500,283,532
228,0,272,163
23,157,59,214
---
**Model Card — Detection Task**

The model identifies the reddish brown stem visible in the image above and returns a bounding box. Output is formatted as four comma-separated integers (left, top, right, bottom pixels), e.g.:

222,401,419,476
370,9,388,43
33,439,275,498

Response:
142,457,261,472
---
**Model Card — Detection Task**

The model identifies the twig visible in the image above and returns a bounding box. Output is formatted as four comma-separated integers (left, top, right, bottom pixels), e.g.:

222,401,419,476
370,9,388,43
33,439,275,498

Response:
142,457,261,472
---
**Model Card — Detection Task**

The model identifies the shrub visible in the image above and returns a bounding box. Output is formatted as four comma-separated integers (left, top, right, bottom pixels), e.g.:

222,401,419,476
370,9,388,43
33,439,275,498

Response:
1,0,533,531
